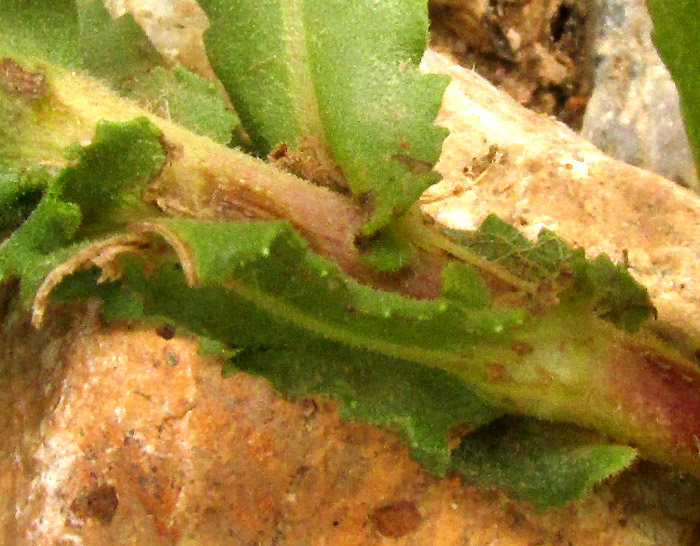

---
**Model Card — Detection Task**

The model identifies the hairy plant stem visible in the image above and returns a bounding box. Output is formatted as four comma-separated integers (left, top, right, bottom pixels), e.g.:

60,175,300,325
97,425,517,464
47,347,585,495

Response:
10,60,700,477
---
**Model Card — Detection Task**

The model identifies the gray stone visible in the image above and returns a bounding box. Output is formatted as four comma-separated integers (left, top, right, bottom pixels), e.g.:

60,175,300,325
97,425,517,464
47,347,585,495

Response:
581,0,699,190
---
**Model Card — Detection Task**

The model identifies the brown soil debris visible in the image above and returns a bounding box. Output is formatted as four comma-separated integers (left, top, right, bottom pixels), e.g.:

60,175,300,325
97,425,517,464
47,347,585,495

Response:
268,138,349,194
430,0,592,128
370,500,422,538
0,58,47,100
70,486,120,524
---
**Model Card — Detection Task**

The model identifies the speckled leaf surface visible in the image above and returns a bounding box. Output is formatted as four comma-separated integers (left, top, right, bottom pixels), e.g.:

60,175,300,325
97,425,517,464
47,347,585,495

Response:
198,0,448,234
452,417,637,509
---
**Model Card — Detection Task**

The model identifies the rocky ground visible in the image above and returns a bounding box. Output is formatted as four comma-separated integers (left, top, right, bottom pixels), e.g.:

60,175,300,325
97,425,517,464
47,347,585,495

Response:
4,1,700,544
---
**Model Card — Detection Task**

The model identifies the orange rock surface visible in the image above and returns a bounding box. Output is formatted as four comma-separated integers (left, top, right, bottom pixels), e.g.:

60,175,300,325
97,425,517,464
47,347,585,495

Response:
1,303,698,545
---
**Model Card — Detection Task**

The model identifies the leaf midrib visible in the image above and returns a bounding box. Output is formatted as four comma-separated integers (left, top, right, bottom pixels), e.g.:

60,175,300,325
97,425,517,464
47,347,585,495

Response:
279,0,327,149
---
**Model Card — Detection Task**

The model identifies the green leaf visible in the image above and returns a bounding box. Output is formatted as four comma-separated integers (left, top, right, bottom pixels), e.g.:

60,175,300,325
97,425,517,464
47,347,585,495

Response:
647,0,700,173
0,118,165,304
198,0,449,233
441,262,492,308
456,215,572,282
198,336,242,361
0,196,82,303
74,216,680,490
76,0,238,144
49,225,504,476
137,218,527,361
76,0,162,85
576,254,656,332
235,341,502,474
441,214,655,331
0,0,237,146
357,225,417,272
0,0,80,66
58,260,499,476
451,417,638,509
0,164,49,232
55,118,165,227
131,66,239,145
41,210,514,476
